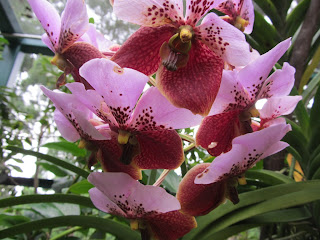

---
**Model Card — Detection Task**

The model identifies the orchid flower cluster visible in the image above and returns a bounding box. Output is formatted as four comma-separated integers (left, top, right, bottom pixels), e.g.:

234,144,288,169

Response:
28,0,302,239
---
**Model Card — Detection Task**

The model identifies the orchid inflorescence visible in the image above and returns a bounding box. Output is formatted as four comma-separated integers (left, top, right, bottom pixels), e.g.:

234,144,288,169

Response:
28,0,301,239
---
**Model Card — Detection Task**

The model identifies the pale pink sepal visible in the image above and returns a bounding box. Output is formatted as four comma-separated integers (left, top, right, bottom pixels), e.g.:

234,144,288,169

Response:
113,0,184,27
79,58,149,125
27,0,61,50
197,12,252,66
195,123,291,184
185,0,219,26
54,109,80,142
88,172,180,218
58,0,88,52
130,87,203,131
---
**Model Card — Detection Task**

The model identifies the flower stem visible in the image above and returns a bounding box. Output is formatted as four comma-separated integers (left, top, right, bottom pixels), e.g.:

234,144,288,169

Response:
178,133,195,143
153,169,170,187
183,143,195,152
148,76,156,86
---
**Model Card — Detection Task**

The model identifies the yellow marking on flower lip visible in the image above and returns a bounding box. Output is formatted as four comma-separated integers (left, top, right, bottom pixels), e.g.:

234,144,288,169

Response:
113,66,124,74
249,107,260,118
179,25,193,43
78,139,87,149
235,16,249,32
130,220,139,230
51,53,69,71
118,130,131,144
238,175,247,185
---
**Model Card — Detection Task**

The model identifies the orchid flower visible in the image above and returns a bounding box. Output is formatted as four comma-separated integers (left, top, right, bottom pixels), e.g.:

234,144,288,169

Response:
177,123,291,216
214,0,254,33
110,0,252,116
196,39,301,156
42,58,202,179
88,172,197,240
28,0,106,88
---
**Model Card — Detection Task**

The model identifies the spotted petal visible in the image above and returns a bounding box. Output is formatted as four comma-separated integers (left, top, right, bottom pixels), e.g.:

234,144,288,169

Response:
58,0,88,53
66,82,119,127
130,87,202,131
134,130,184,170
239,0,254,34
185,0,220,26
237,39,291,95
258,62,296,99
27,0,61,51
260,96,302,122
41,86,109,140
88,172,181,218
113,0,184,27
197,12,251,66
208,69,248,116
112,26,176,76
89,187,127,217
54,109,80,142
79,58,149,127
195,124,291,184
177,163,226,216
157,40,224,116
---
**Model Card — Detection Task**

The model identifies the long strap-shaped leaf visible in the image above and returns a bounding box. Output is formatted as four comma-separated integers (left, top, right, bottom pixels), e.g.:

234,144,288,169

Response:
183,180,320,240
195,184,320,239
6,146,89,178
0,194,94,209
0,216,140,240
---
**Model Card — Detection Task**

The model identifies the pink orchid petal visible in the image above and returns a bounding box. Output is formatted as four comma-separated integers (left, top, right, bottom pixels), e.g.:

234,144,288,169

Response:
195,123,291,184
134,130,184,170
41,86,109,140
196,110,239,156
259,62,296,99
209,70,248,115
80,24,115,52
88,172,180,218
157,40,224,116
213,0,236,17
41,34,55,52
237,39,291,95
113,0,183,27
260,96,302,121
66,82,119,127
260,117,286,129
129,87,202,131
240,0,254,34
95,133,142,180
79,58,149,126
58,0,88,52
54,109,80,142
89,187,127,217
185,0,219,26
196,12,251,66
261,141,289,159
27,0,61,50
112,26,176,76
146,210,197,240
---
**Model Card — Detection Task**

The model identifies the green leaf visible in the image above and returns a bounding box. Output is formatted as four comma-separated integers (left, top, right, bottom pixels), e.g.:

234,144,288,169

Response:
69,180,94,194
30,203,65,218
0,194,94,209
0,214,30,227
254,0,282,30
246,169,293,185
308,85,320,153
198,184,320,239
7,164,23,173
302,71,320,104
41,141,87,157
308,151,320,179
143,170,181,193
183,180,320,240
291,87,310,134
286,0,311,37
37,162,68,177
0,216,140,240
5,146,89,178
89,17,95,24
250,10,279,53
